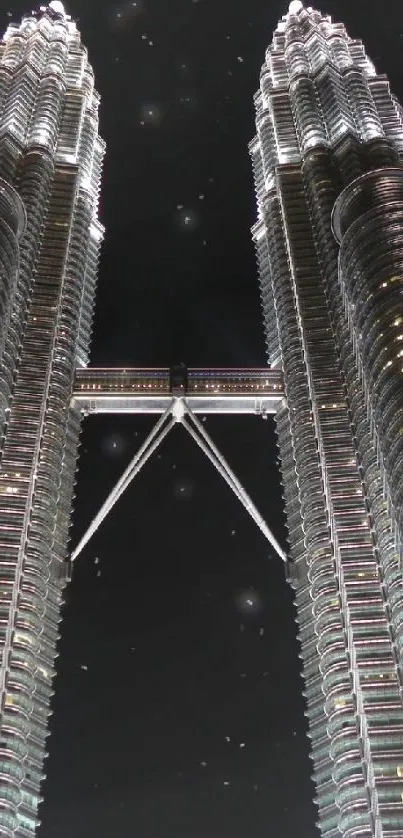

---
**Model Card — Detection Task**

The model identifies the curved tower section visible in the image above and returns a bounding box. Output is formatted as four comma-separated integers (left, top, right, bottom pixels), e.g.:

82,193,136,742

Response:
251,2,403,836
0,3,105,834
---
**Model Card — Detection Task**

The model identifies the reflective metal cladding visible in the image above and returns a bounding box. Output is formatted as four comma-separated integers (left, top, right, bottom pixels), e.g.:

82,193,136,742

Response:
251,3,403,836
0,4,105,835
0,1,403,836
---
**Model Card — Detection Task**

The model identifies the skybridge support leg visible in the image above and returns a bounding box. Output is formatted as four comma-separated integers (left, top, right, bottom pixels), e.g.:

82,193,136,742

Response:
182,405,287,564
71,398,287,565
71,403,175,562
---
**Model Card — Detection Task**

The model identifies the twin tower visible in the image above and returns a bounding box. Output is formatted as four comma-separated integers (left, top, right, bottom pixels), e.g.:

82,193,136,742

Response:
0,1,402,836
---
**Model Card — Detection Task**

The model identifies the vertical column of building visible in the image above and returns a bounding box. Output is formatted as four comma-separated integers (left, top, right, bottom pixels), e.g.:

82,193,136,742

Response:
0,17,59,461
333,170,403,531
0,181,25,432
252,4,403,836
251,23,344,835
0,5,105,835
309,148,403,838
324,39,403,825
301,44,403,818
301,9,403,834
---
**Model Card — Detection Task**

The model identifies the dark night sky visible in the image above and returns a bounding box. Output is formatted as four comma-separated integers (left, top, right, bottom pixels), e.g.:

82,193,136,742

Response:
4,0,403,836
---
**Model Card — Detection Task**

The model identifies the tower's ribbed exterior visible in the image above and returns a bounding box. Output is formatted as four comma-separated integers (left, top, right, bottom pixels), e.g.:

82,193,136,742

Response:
0,3,104,835
251,2,403,836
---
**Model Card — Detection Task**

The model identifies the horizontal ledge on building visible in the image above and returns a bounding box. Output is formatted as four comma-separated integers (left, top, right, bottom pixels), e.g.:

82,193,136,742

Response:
71,394,284,415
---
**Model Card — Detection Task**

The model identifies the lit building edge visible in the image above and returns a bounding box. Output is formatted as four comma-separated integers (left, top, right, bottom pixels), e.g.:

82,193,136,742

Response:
250,3,403,836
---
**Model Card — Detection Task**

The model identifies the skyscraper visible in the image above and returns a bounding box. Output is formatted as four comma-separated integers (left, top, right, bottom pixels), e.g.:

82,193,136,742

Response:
0,2,104,834
2,0,403,835
250,1,403,835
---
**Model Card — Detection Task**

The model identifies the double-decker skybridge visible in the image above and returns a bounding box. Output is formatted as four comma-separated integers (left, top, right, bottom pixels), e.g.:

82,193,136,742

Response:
70,366,287,565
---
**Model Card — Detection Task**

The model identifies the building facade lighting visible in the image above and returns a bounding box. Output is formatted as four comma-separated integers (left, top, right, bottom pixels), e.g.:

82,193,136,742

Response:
250,2,403,835
0,4,105,834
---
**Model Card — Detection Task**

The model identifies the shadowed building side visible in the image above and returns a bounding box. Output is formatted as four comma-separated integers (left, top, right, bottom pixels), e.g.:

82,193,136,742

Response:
251,2,403,836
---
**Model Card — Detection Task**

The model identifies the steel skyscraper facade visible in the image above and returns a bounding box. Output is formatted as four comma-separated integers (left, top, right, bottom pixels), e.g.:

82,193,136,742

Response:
1,0,403,837
250,1,403,835
0,2,104,834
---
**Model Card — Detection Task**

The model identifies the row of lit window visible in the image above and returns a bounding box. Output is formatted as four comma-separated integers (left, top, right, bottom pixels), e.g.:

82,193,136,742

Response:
191,382,282,391
75,369,282,377
75,381,283,393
